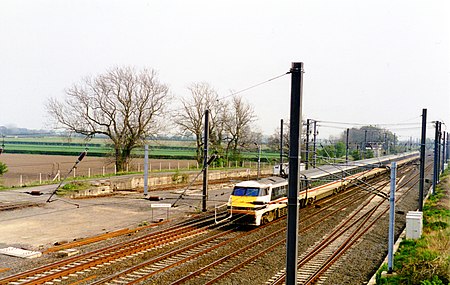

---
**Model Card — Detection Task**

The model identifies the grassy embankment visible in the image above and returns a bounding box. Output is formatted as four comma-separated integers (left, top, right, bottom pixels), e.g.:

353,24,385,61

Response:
376,168,450,285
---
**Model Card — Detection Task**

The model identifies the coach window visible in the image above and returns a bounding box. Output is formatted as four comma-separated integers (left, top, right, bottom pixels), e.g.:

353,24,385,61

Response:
271,187,279,199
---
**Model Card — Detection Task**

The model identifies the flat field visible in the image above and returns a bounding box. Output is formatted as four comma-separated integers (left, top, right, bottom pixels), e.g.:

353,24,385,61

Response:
0,137,278,187
2,137,197,158
0,153,196,188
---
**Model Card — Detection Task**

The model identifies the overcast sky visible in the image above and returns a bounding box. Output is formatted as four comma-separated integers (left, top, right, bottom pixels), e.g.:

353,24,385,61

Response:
1,0,449,140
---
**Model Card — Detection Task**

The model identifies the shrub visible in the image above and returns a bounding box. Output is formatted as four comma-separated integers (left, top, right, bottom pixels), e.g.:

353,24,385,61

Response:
57,181,91,195
0,161,7,175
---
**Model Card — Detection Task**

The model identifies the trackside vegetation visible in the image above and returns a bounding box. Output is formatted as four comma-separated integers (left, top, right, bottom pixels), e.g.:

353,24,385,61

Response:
0,161,7,176
376,168,450,285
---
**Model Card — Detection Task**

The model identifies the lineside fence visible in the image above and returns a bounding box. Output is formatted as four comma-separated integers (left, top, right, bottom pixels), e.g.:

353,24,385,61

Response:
0,159,274,188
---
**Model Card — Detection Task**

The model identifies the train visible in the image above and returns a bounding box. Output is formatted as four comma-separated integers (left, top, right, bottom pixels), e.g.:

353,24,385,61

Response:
226,152,419,226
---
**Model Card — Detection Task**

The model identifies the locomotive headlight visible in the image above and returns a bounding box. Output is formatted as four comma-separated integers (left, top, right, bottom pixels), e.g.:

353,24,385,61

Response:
254,205,267,210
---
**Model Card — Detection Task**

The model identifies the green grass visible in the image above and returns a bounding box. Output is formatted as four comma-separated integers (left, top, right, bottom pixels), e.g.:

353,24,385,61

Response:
56,181,92,195
1,136,280,161
2,137,197,158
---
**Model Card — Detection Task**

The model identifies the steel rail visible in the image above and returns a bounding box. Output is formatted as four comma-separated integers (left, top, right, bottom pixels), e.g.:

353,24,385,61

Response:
268,162,431,285
0,214,226,285
100,220,280,285
303,162,433,284
169,182,388,285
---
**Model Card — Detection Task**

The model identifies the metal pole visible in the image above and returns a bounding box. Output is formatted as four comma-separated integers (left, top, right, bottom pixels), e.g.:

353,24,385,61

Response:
446,131,449,161
418,109,427,211
144,144,149,196
258,144,261,179
438,122,442,179
432,121,439,195
202,109,209,212
345,128,349,164
280,119,284,173
313,120,317,168
442,130,446,173
286,62,303,285
394,133,397,153
255,143,261,180
388,162,397,273
447,132,449,161
305,119,310,170
363,129,367,159
437,122,441,180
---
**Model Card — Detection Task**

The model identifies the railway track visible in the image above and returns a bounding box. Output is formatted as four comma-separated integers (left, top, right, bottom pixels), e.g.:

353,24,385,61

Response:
0,213,229,285
266,162,431,285
6,178,374,285
118,180,390,284
0,161,427,285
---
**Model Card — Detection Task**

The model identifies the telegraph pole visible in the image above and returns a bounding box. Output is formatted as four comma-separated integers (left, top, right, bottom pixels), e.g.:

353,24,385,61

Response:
313,120,317,168
286,62,303,285
305,119,310,170
202,109,209,212
418,109,427,211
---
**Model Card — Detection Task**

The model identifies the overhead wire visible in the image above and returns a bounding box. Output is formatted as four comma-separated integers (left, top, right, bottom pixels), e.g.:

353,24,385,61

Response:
316,120,423,127
307,157,389,199
216,72,290,102
167,70,290,123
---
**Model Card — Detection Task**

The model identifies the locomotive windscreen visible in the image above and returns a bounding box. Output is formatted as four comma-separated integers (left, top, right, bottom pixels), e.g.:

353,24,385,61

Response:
232,187,266,196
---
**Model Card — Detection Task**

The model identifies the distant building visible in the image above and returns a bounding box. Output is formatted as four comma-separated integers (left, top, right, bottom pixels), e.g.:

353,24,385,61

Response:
365,142,384,157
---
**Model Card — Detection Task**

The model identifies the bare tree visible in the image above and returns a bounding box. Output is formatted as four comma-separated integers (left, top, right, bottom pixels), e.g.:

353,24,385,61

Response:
47,66,170,171
174,82,224,163
223,96,257,160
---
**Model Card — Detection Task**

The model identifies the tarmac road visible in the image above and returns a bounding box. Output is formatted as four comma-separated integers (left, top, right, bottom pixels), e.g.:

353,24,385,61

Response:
0,183,232,250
